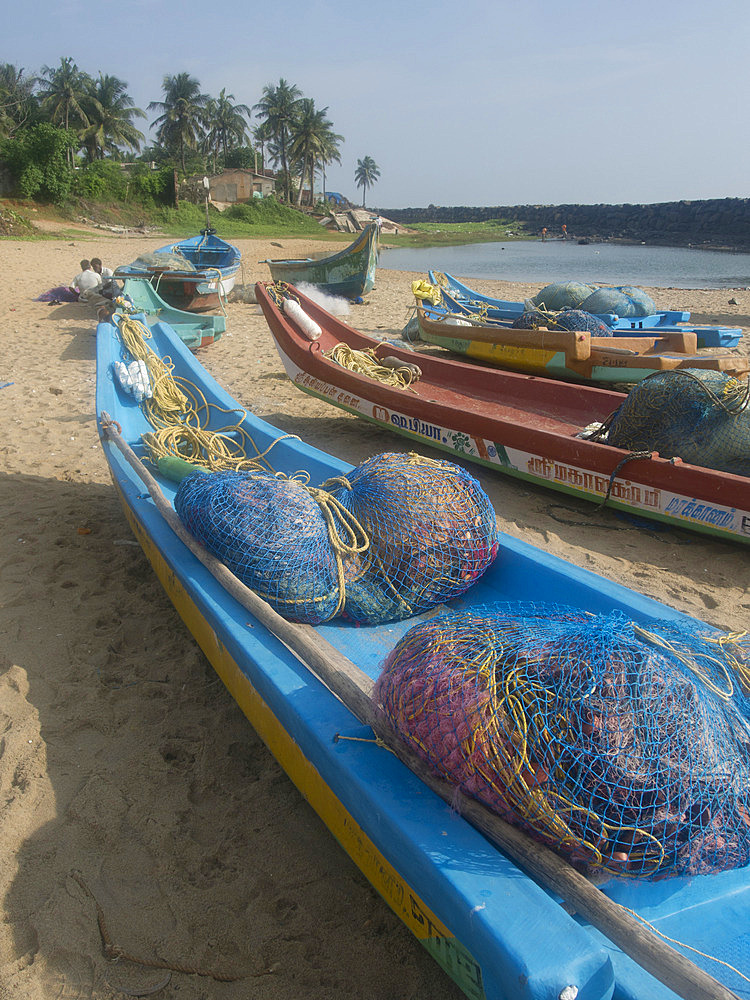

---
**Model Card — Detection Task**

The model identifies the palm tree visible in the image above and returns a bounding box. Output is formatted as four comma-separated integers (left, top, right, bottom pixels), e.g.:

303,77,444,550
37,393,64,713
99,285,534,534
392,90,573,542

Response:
317,126,344,206
253,78,302,202
289,99,343,207
203,88,251,171
252,121,274,173
80,74,145,161
0,63,36,139
148,72,209,173
37,57,92,163
354,156,380,209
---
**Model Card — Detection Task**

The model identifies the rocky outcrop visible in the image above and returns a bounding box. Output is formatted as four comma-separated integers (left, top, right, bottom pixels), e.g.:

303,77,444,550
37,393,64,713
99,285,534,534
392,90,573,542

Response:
376,199,750,250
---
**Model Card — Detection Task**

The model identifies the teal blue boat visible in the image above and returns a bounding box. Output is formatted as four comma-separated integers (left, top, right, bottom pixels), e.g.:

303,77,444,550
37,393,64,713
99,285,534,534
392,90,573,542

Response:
120,277,225,349
261,221,379,299
97,308,750,1000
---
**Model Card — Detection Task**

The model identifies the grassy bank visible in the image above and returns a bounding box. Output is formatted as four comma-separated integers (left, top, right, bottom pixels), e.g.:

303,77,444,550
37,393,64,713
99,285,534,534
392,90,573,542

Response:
383,219,534,248
2,198,538,248
0,197,354,242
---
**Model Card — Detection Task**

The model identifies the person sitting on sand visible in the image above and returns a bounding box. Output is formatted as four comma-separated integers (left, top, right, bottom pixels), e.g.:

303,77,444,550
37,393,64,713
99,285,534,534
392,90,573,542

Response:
90,257,113,280
69,260,102,301
91,257,120,299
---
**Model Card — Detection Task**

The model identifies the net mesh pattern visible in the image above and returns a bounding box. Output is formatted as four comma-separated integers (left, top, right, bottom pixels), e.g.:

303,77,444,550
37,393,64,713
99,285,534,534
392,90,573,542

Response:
375,602,750,878
525,281,595,312
606,369,750,476
513,308,613,336
134,251,197,272
328,453,499,624
579,285,657,318
174,454,499,626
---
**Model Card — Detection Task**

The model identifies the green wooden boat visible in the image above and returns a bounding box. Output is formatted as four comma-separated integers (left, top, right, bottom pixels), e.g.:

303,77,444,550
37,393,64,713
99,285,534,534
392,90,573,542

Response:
121,277,226,349
261,221,379,299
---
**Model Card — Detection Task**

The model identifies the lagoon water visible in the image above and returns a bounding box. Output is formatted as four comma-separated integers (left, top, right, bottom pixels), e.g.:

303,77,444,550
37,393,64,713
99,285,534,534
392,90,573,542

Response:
378,239,750,289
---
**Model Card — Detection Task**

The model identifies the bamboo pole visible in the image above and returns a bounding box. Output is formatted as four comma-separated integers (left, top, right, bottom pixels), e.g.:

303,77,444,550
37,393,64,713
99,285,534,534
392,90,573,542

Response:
99,414,740,1000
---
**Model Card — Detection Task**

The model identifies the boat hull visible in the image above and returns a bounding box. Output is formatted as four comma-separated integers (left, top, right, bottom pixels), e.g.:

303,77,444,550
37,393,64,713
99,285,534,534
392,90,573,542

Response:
97,309,750,999
121,277,225,348
415,304,748,385
257,283,750,545
115,232,240,313
263,222,379,299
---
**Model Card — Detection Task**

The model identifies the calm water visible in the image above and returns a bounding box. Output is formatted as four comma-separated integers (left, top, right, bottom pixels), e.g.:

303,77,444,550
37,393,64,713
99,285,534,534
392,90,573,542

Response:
378,240,750,289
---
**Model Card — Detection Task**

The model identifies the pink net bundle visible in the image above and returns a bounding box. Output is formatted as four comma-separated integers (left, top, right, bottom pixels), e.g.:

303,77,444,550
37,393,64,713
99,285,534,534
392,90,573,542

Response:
374,603,750,878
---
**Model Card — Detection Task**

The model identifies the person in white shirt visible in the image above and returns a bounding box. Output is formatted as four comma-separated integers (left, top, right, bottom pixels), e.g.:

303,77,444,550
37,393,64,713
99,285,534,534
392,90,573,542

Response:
91,257,120,299
91,258,113,279
69,260,102,301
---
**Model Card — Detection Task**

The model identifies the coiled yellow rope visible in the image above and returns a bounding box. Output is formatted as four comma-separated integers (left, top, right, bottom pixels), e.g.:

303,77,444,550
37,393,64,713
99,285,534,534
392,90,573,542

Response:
114,312,372,602
323,343,420,390
116,313,291,475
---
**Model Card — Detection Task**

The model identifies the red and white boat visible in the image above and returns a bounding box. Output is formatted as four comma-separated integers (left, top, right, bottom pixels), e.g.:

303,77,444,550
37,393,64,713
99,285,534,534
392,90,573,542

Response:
256,281,750,546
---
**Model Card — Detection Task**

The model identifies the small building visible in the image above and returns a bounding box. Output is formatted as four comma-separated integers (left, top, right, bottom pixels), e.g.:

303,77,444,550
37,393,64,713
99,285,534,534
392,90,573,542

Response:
209,168,275,202
180,169,276,207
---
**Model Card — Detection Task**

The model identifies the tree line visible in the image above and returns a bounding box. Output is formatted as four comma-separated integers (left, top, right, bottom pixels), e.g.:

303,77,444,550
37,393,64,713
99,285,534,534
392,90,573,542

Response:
0,60,380,208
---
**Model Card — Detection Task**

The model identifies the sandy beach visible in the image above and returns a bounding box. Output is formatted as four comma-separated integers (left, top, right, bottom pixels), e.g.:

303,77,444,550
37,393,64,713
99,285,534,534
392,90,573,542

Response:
1,229,749,1000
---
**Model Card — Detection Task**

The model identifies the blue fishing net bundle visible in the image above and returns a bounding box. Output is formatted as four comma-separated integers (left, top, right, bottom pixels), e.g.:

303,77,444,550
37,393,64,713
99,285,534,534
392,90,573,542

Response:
606,369,750,476
174,453,499,626
174,470,347,624
328,452,499,624
580,285,656,318
375,602,750,878
524,281,594,312
513,308,613,336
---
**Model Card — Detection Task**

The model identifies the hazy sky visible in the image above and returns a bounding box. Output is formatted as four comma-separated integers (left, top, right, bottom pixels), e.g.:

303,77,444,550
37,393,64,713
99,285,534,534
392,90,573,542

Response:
6,0,750,209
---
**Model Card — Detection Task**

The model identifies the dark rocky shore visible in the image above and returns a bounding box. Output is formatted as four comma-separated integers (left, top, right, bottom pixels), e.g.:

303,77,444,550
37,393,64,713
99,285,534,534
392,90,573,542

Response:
379,198,750,252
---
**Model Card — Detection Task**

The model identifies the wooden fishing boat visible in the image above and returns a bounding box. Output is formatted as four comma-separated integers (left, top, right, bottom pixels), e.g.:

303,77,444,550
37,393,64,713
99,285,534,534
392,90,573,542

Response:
97,305,750,1000
429,271,743,349
415,299,749,385
120,277,225,349
115,229,241,312
260,221,379,299
256,282,750,545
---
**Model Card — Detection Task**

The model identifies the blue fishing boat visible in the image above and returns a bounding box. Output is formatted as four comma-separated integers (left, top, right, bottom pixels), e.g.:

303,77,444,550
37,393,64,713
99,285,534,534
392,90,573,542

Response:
429,271,743,349
96,308,750,1000
115,229,241,313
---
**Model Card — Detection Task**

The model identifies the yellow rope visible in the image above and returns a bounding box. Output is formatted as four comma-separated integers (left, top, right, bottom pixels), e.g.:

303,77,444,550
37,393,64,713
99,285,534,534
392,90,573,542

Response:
113,312,372,613
116,314,289,475
323,343,419,390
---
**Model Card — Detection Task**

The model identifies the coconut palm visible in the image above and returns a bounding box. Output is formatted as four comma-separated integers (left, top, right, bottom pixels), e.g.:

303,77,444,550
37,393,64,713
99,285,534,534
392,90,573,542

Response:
149,72,210,173
253,78,302,201
317,126,344,206
80,74,145,161
37,57,92,163
203,88,251,171
354,156,380,209
289,99,343,207
252,121,274,173
0,63,36,139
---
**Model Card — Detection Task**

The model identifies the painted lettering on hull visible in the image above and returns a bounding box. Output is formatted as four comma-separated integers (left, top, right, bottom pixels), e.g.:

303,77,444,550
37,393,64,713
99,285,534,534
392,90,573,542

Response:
285,356,748,540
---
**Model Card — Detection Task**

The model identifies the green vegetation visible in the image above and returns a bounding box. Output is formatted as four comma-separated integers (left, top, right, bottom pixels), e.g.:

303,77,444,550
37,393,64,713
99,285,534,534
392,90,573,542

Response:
384,219,534,248
0,193,352,242
155,197,334,239
0,61,358,222
355,156,380,209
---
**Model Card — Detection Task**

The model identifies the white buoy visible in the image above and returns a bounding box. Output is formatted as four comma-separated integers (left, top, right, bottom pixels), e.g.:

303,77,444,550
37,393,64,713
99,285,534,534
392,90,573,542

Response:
283,297,322,341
